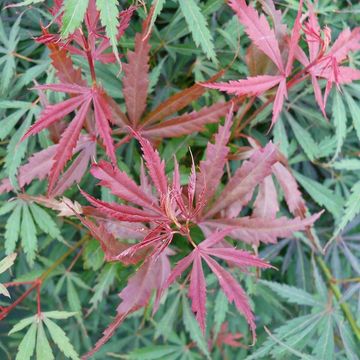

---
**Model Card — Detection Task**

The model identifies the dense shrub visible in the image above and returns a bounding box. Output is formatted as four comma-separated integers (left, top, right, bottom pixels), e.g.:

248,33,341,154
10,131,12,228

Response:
0,0,360,359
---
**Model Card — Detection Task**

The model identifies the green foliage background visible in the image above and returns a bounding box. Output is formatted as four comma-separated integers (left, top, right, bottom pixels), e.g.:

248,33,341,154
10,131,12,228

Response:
0,0,360,359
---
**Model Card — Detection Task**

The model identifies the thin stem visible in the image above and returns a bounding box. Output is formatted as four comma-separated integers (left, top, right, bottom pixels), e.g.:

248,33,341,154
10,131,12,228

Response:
184,229,197,248
0,284,37,321
0,234,89,320
39,234,89,281
36,282,42,316
12,52,40,63
66,247,84,272
333,277,360,284
316,256,360,341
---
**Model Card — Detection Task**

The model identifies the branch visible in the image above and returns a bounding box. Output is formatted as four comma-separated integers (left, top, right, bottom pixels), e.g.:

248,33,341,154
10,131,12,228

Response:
316,256,360,341
0,234,90,320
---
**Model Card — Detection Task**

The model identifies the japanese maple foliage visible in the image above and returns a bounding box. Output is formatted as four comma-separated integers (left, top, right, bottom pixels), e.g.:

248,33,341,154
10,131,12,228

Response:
6,0,357,358
205,0,360,124
78,110,320,357
0,0,230,197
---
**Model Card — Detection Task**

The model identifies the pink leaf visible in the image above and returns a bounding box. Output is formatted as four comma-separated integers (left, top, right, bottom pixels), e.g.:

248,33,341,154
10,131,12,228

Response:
0,145,57,194
204,247,271,270
229,0,284,73
81,190,165,222
93,91,116,163
132,131,168,196
90,160,160,211
197,106,233,203
117,256,168,314
83,255,170,359
118,224,173,260
188,251,207,334
272,162,306,217
48,97,92,194
285,0,303,76
305,3,320,62
204,142,278,218
141,102,230,138
199,229,233,249
105,220,147,241
253,175,279,219
328,28,360,63
34,83,89,94
202,213,321,245
261,0,287,38
271,77,287,127
52,140,96,196
204,75,283,97
311,74,326,118
123,32,150,125
202,254,256,341
318,66,360,84
165,252,196,289
21,95,87,141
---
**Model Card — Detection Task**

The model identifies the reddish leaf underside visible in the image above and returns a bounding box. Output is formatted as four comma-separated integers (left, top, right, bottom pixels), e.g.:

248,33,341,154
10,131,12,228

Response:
123,32,151,126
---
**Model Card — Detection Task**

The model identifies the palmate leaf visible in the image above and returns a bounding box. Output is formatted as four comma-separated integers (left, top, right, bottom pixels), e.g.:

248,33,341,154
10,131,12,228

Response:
3,200,62,266
178,0,217,63
203,142,278,218
21,83,116,194
164,230,271,340
82,254,171,359
10,312,80,360
260,280,321,307
0,135,95,196
229,0,284,72
294,172,343,219
61,0,89,37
